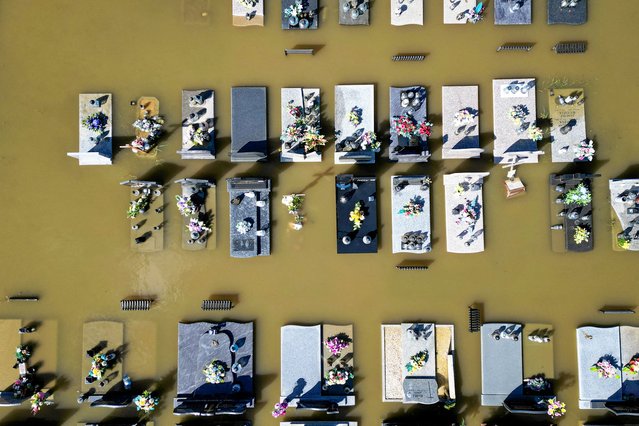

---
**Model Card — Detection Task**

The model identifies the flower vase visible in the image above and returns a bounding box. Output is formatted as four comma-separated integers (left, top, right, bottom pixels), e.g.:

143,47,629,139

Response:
191,231,200,240
288,16,299,27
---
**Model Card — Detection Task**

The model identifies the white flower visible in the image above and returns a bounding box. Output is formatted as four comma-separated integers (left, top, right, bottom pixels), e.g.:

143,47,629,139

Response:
236,220,252,235
282,195,294,207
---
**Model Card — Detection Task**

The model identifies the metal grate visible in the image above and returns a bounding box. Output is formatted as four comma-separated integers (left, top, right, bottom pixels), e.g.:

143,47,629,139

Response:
392,54,425,62
201,299,233,310
6,295,39,302
553,41,587,54
497,43,533,52
395,265,428,271
120,299,152,311
468,306,481,332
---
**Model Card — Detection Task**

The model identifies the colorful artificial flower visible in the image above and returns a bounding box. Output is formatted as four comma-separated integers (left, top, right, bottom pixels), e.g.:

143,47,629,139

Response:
176,195,197,216
455,199,480,226
360,130,380,151
30,392,48,415
574,139,595,161
271,401,288,417
349,201,366,230
203,360,227,384
186,218,211,235
188,125,210,146
236,220,252,235
82,111,109,133
453,109,475,128
239,0,259,7
128,194,151,218
574,226,590,244
133,390,159,413
623,356,639,376
591,359,620,379
280,101,326,153
325,366,353,386
528,124,543,142
405,350,428,373
133,115,164,135
398,197,424,217
546,397,566,418
324,334,352,356
348,106,363,126
563,183,592,206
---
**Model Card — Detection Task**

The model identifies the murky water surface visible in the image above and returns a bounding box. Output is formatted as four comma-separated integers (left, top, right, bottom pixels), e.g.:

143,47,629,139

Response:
0,1,638,424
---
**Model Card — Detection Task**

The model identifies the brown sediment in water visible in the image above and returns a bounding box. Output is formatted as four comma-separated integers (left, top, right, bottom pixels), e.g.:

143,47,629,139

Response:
0,1,638,424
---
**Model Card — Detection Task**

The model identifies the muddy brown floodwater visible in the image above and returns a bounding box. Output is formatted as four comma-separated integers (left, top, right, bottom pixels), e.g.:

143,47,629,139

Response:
0,0,638,425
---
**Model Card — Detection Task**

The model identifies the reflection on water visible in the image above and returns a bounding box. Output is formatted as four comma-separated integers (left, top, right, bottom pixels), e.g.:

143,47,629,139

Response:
0,0,638,424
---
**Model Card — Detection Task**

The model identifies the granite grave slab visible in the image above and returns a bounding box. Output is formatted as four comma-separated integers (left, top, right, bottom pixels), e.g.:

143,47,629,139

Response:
68,93,112,165
389,86,430,162
548,0,587,25
178,89,215,160
444,0,477,23
391,0,423,25
335,85,376,164
495,0,532,24
233,0,264,26
549,88,588,163
336,175,378,254
609,179,639,252
391,176,431,254
282,0,319,29
442,86,482,159
493,78,540,164
339,0,370,25
175,178,216,250
577,326,622,409
281,88,322,162
121,180,164,252
481,323,523,406
227,177,271,258
231,87,268,162
443,173,489,253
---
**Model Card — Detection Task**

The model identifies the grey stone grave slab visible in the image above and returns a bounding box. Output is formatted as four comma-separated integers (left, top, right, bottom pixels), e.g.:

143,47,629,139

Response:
179,89,215,160
281,88,322,162
550,174,594,252
391,176,431,254
493,78,540,164
442,86,482,159
177,322,254,401
227,177,271,258
549,88,588,163
282,0,319,29
609,179,639,252
391,0,423,25
175,179,216,250
494,0,532,25
231,87,268,162
445,0,477,23
68,93,112,165
401,323,438,404
577,326,622,408
233,0,264,26
335,84,376,164
339,0,369,25
281,325,322,403
621,326,639,399
481,323,523,406
389,86,430,162
443,173,488,253
336,175,378,254
548,0,587,25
